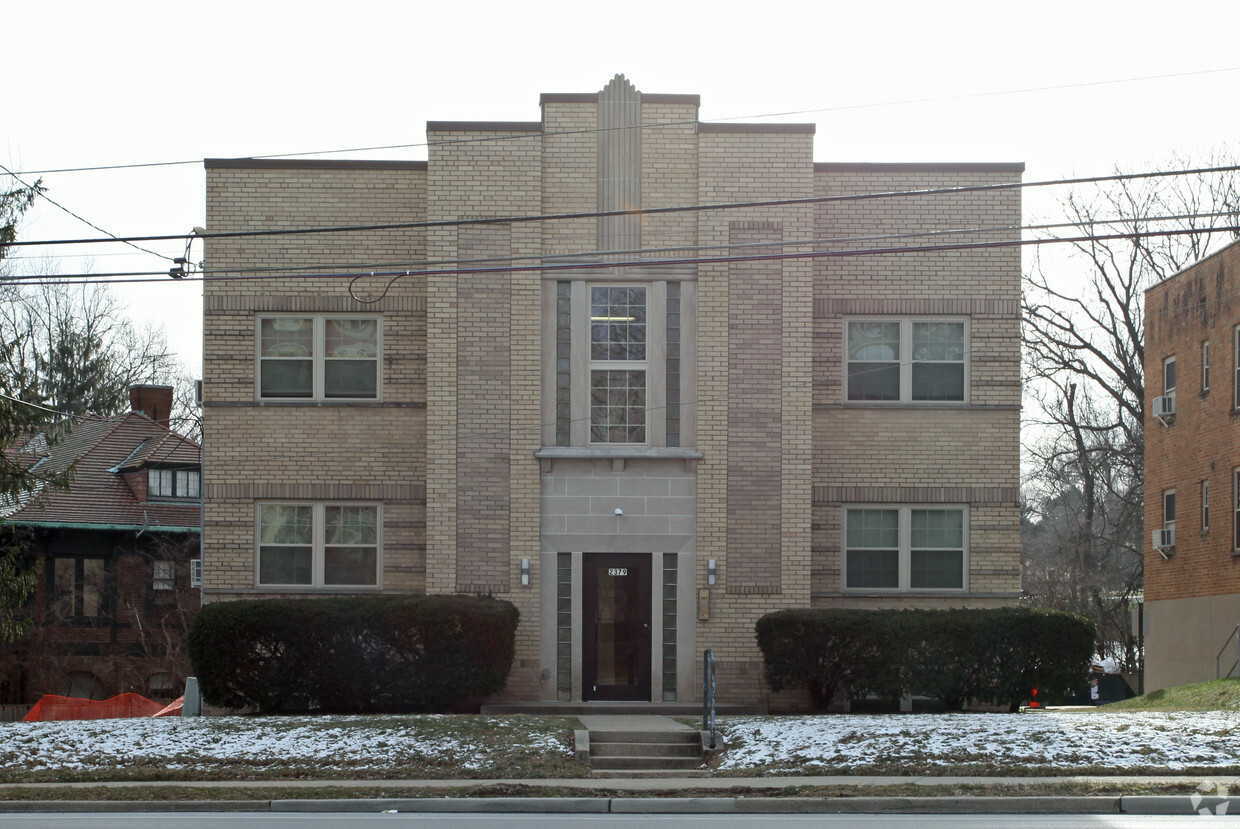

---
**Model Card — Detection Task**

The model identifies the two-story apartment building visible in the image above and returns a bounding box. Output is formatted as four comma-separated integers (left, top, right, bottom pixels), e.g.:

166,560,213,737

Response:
1144,238,1240,691
201,76,1023,707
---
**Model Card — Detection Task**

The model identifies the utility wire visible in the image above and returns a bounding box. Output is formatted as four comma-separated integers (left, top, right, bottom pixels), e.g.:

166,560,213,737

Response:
0,164,175,262
10,66,1239,177
8,223,1239,289
6,165,1240,251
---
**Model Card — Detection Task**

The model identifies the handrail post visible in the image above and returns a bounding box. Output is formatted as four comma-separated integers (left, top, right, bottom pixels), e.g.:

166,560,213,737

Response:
702,648,717,750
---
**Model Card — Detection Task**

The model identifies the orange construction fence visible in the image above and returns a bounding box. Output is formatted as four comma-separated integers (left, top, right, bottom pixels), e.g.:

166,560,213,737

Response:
22,693,168,722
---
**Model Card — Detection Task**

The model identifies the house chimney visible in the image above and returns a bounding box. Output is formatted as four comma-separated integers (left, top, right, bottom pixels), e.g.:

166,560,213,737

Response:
129,385,174,424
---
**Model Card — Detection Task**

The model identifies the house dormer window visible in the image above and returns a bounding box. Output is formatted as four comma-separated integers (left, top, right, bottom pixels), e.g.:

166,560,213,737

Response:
149,468,201,499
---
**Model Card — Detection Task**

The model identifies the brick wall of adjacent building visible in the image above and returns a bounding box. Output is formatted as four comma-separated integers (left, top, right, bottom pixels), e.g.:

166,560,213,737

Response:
1143,240,1240,690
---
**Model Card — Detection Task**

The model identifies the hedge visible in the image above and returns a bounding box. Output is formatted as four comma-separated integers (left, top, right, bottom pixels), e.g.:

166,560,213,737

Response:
756,607,1095,711
187,595,519,713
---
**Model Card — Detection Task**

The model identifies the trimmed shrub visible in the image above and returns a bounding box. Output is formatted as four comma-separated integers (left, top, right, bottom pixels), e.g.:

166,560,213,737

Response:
187,595,519,713
756,607,1095,712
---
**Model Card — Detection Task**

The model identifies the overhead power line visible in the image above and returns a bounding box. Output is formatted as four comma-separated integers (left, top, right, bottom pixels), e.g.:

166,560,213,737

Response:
6,165,1240,251
10,66,1239,177
9,223,1238,290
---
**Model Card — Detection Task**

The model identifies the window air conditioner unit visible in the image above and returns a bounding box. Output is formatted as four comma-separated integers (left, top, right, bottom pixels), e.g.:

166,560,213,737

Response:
190,558,203,588
1151,527,1175,550
1152,395,1176,420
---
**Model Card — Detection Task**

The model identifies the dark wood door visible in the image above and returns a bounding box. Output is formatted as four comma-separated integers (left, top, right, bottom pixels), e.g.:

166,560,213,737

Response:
582,553,652,701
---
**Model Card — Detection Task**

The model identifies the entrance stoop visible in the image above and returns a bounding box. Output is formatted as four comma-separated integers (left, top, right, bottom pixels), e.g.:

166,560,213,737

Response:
576,714,712,777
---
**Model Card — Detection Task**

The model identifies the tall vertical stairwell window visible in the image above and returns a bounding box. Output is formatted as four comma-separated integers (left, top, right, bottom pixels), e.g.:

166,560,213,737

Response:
590,286,647,443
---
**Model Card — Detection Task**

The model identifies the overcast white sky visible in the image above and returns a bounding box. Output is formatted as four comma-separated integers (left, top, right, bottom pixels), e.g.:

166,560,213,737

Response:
5,0,1240,374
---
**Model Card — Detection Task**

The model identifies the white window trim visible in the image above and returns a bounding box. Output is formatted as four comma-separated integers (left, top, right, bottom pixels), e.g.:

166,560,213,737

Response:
256,314,382,403
1203,340,1211,392
1234,468,1240,552
153,560,174,591
255,502,382,589
1202,480,1210,533
1164,489,1176,533
841,504,969,593
843,317,970,405
148,467,201,499
1163,355,1176,396
586,284,651,446
1234,325,1240,410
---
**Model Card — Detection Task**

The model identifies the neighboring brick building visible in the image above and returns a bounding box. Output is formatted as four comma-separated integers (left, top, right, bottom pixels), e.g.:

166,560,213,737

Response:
201,76,1023,708
1144,238,1240,691
0,385,201,705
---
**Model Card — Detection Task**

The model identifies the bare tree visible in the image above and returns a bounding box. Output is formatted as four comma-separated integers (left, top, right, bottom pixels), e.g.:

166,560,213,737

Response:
1022,152,1240,671
0,277,179,418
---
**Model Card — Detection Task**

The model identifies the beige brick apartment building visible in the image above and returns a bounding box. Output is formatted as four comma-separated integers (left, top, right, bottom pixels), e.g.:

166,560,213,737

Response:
201,76,1023,707
1144,238,1240,692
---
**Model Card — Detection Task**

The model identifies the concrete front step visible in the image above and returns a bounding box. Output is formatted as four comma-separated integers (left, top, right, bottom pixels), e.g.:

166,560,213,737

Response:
592,740,703,758
589,754,706,771
480,701,762,716
589,730,701,744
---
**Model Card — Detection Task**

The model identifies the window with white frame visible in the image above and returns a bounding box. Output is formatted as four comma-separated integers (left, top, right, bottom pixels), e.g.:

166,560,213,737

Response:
1164,355,1176,396
846,319,967,402
1234,469,1240,551
844,506,966,591
152,560,174,590
1203,340,1211,392
1164,490,1176,537
1234,326,1240,409
589,286,647,443
258,316,380,401
148,468,200,499
1202,480,1210,533
257,503,380,588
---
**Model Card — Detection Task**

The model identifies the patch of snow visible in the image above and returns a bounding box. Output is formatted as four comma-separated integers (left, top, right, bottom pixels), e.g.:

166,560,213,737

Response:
717,712,1240,772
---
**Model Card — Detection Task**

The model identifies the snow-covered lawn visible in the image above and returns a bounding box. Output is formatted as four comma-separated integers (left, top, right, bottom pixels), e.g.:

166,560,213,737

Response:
718,711,1240,774
0,715,577,781
3,710,1240,781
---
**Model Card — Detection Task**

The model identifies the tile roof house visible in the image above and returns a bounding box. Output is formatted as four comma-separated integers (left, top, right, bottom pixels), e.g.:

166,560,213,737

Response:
0,385,202,706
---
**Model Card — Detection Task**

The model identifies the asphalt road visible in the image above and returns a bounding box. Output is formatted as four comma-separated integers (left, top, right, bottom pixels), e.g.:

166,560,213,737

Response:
0,815,1229,829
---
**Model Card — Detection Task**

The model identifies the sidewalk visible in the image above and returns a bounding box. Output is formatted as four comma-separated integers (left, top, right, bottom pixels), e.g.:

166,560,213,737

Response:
2,775,1238,815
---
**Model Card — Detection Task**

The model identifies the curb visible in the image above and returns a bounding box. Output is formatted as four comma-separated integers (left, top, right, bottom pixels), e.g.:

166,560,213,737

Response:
2,796,1238,815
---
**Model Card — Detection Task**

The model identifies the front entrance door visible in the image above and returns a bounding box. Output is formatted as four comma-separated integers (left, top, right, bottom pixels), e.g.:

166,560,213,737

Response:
582,553,652,701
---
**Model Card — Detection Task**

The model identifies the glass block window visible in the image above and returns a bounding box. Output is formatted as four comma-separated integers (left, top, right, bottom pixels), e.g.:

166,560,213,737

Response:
666,282,681,448
662,554,678,701
556,282,572,447
556,553,572,701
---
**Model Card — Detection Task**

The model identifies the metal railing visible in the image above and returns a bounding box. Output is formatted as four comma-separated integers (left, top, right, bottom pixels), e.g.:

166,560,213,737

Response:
702,648,717,750
1217,624,1240,679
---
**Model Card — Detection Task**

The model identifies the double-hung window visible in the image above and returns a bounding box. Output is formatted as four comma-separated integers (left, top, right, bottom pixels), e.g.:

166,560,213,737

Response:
1203,340,1211,392
258,315,380,401
257,503,380,588
148,468,200,499
1202,480,1210,533
589,286,647,443
844,506,967,591
846,319,967,402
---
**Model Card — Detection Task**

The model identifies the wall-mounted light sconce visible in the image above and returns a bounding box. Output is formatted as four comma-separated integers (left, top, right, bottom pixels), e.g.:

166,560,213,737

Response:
520,558,531,586
614,508,624,516
707,559,717,586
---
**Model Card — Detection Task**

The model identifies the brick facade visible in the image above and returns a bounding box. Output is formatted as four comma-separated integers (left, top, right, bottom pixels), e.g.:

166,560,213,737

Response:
201,76,1023,708
1143,239,1240,691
